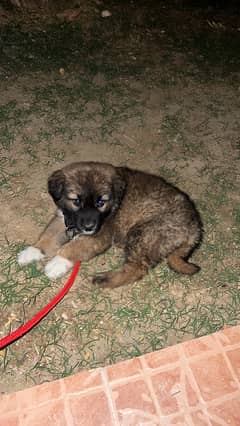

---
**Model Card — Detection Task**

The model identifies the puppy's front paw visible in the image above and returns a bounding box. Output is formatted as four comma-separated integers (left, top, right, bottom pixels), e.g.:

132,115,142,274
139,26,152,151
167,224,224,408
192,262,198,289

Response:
45,256,73,280
18,246,45,266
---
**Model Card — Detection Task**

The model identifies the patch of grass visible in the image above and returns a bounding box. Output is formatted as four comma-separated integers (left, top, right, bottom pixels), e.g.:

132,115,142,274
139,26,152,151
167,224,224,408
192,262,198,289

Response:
0,24,85,74
0,126,15,150
161,113,182,137
0,243,49,308
160,113,203,157
23,135,39,163
0,101,27,124
0,101,31,150
28,79,142,145
0,22,151,79
1,218,240,390
0,158,21,191
186,31,240,76
233,206,240,225
1,1,240,393
217,268,240,286
232,206,240,246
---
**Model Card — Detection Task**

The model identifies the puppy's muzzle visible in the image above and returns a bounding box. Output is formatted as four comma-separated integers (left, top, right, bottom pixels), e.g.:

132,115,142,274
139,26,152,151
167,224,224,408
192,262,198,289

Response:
76,208,100,235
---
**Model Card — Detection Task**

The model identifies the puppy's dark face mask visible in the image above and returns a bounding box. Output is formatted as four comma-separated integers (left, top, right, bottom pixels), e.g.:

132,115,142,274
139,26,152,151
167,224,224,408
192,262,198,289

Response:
62,193,112,237
48,167,126,237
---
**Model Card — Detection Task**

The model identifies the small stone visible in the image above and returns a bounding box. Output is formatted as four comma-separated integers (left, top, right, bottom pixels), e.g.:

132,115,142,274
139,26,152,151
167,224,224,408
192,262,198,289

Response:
101,10,112,18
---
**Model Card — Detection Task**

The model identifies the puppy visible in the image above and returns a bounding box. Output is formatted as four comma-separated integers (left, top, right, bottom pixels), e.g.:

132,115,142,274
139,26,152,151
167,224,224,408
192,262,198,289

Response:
18,162,203,288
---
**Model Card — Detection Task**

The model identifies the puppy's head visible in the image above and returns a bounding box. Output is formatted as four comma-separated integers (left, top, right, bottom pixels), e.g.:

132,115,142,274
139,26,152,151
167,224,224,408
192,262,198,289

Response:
48,162,126,236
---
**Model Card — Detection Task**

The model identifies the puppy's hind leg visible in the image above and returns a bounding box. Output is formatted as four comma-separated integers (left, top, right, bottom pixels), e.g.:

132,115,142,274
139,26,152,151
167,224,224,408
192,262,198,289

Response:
167,243,200,275
93,222,152,289
18,211,67,266
93,261,147,289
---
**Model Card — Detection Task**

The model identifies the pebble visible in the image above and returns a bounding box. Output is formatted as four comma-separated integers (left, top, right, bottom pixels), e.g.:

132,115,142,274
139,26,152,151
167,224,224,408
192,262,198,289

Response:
101,10,112,18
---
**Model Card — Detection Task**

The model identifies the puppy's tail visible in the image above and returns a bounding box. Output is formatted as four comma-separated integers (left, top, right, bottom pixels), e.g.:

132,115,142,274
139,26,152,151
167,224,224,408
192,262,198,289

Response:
167,244,200,275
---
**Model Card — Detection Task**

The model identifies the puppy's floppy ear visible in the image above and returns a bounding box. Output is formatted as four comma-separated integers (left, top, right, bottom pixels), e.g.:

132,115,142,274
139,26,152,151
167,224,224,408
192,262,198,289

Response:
112,172,126,206
48,170,65,201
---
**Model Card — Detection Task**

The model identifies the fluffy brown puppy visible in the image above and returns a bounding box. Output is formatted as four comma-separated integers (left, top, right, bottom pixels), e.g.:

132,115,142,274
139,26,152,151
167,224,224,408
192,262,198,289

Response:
18,162,203,288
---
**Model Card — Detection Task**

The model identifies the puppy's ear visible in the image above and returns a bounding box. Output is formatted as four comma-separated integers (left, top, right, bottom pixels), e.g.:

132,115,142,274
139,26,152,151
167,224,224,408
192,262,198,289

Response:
112,173,126,206
48,170,65,202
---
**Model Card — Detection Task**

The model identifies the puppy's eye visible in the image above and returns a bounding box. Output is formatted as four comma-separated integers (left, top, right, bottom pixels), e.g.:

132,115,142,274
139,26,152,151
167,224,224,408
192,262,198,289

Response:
96,197,105,208
72,198,81,207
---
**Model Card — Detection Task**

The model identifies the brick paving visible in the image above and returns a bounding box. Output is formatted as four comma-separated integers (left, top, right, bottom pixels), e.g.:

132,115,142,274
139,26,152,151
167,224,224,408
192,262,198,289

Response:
1,326,240,425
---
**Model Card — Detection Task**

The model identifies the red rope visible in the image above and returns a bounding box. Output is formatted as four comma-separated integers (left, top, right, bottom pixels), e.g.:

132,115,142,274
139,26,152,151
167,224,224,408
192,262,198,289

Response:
0,262,80,350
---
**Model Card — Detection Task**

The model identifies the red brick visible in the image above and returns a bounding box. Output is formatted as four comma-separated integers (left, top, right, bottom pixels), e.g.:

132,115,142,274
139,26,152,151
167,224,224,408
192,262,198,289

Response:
106,357,142,382
144,346,179,369
226,348,240,382
207,395,240,425
217,326,240,347
183,334,217,358
190,353,238,401
0,413,20,426
63,369,102,394
69,390,114,426
0,392,17,415
190,409,211,425
111,378,157,422
20,400,66,426
150,366,199,415
17,379,62,410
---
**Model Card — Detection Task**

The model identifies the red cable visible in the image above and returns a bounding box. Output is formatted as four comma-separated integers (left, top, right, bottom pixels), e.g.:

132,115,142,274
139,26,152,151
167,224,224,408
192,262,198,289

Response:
0,262,80,350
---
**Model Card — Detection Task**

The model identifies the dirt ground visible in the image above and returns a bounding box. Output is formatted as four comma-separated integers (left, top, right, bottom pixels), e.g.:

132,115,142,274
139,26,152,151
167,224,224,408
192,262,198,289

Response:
0,0,240,394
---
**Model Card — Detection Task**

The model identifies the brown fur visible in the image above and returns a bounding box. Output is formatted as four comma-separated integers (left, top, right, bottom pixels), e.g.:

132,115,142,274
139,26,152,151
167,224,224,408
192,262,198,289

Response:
35,161,203,288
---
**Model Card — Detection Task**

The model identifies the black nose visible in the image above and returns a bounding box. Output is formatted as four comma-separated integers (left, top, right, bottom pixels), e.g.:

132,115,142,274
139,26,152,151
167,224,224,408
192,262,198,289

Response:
83,219,96,231
77,209,99,233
